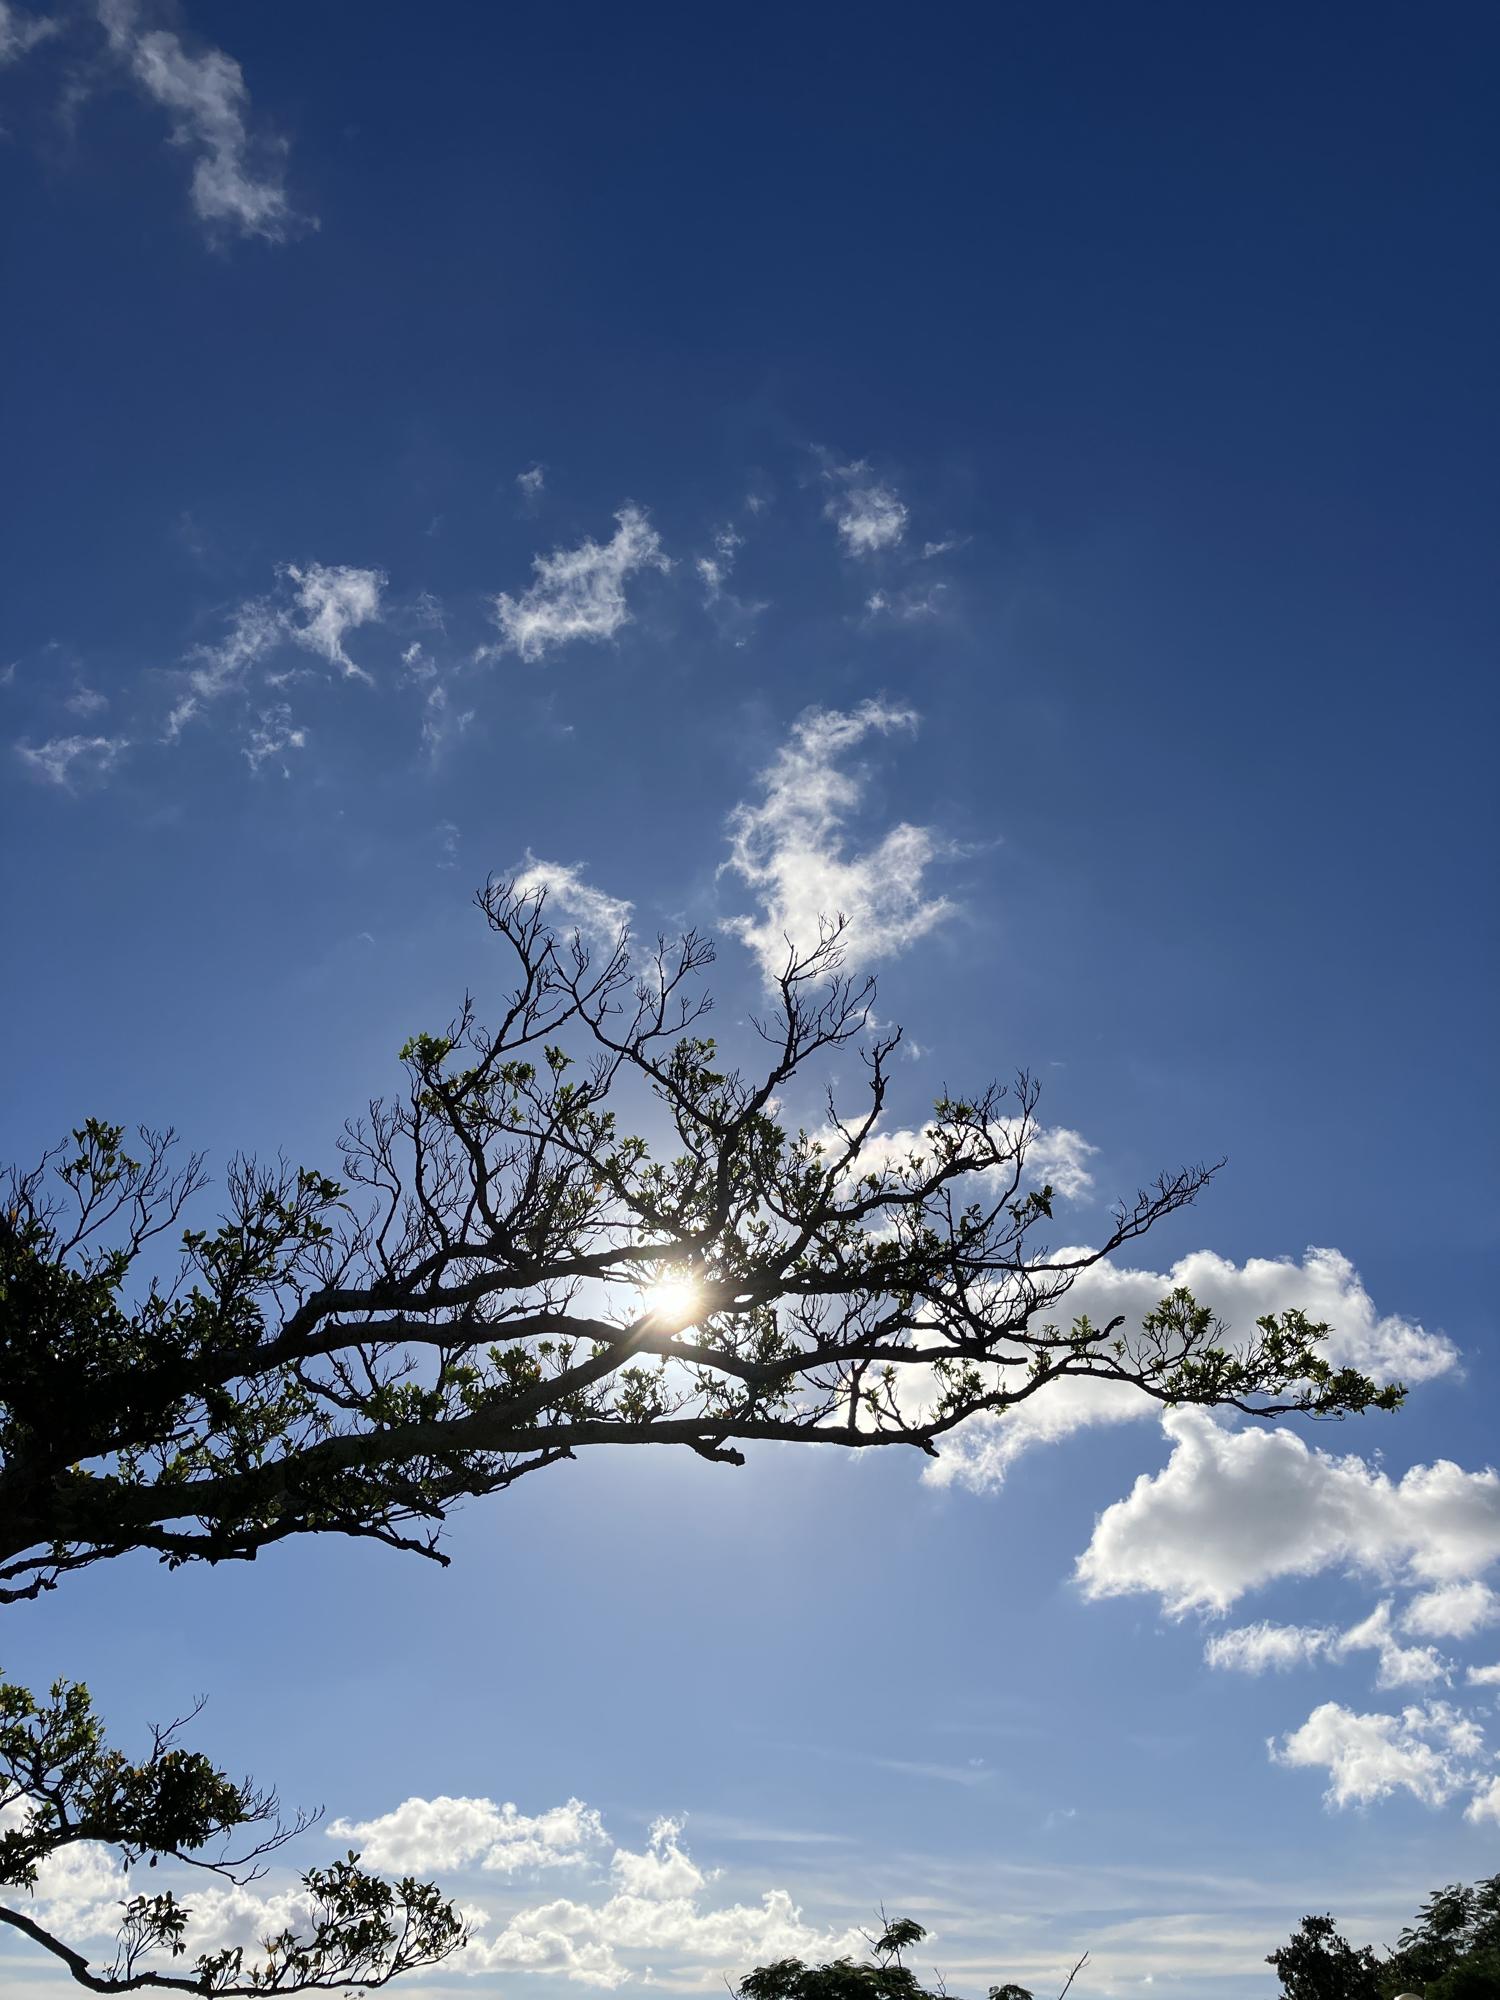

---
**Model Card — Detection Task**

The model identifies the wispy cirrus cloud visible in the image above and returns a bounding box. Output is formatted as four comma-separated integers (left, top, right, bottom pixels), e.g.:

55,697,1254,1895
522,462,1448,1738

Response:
402,642,474,761
863,583,947,623
0,0,57,64
97,0,309,242
511,855,632,946
165,563,383,742
695,525,743,604
15,733,129,787
165,596,281,741
822,460,908,558
490,506,669,661
723,700,951,982
242,703,305,775
281,562,385,678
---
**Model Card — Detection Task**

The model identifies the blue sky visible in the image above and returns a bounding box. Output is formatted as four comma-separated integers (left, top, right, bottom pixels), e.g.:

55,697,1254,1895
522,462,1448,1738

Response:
2,3,1497,1995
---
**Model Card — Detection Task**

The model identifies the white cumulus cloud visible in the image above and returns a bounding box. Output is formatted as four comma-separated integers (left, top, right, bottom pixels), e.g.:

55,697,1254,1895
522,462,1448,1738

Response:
325,1795,607,1876
1270,1699,1485,1810
1403,1581,1500,1640
491,505,669,661
828,1118,1096,1204
1075,1409,1500,1617
930,1246,1449,1494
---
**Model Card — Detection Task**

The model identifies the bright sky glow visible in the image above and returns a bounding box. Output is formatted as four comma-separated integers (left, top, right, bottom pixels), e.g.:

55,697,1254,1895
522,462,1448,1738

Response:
1,7,1495,1999
640,1276,704,1329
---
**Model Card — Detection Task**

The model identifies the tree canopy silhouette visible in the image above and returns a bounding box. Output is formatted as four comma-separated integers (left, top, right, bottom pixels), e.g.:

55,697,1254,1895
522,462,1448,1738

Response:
1270,1875,1500,1999
736,1914,1086,2000
1,884,1405,1994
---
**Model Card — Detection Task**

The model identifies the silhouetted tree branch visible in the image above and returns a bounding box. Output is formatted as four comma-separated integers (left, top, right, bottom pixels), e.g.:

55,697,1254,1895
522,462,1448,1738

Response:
0,884,1401,1607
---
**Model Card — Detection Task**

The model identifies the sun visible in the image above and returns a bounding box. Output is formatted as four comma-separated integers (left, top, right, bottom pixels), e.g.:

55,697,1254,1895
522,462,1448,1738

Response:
640,1275,702,1326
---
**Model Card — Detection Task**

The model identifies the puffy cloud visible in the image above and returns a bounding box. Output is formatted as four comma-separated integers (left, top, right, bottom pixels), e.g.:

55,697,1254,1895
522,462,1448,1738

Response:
823,462,907,557
1403,1581,1500,1640
1075,1410,1500,1617
467,1879,860,1988
842,1119,1096,1204
98,0,305,241
282,562,385,678
325,1795,607,1876
1467,1662,1500,1687
323,1799,857,1990
723,701,951,982
511,855,633,947
0,1807,123,1938
1336,1602,1450,1690
1270,1699,1485,1810
931,1246,1449,1494
1203,1604,1451,1688
609,1817,709,1901
491,506,669,661
15,733,129,787
517,464,546,505
1469,1776,1500,1823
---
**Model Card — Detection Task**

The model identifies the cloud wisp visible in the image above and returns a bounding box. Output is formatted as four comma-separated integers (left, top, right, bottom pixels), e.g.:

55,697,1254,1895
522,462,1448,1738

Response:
510,855,633,947
822,461,908,558
723,700,952,983
0,0,57,64
490,506,670,661
97,0,308,242
282,562,386,678
15,733,129,788
164,563,384,747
